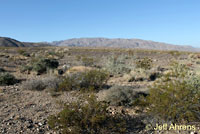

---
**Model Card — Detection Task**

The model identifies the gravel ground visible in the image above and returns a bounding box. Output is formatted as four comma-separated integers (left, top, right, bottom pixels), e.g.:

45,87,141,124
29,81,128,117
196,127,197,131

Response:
0,84,148,134
0,85,78,134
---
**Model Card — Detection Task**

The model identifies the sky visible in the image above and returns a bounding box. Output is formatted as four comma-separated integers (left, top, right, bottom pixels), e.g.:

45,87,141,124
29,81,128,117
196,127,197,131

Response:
0,0,200,47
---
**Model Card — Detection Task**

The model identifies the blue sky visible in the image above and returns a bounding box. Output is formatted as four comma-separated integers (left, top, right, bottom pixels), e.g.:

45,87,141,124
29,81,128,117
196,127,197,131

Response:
0,0,200,47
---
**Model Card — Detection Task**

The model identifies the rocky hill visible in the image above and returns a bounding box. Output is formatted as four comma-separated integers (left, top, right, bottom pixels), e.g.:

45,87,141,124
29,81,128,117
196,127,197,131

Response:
0,37,49,47
51,38,200,52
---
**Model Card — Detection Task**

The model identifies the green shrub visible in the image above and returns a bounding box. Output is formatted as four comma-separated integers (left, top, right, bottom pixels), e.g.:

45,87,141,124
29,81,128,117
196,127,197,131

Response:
41,58,59,69
136,57,153,70
48,94,127,134
33,62,47,74
20,65,33,73
0,72,17,86
32,58,59,74
79,69,109,90
57,74,79,91
58,69,109,91
148,79,200,123
138,63,200,123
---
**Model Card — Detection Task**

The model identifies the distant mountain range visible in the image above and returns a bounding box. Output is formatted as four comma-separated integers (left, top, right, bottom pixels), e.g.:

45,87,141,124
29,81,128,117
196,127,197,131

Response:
52,38,200,52
0,36,199,52
0,37,49,47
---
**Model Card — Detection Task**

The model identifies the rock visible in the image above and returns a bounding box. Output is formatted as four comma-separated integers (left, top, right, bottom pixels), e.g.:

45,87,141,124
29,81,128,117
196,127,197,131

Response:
38,122,43,126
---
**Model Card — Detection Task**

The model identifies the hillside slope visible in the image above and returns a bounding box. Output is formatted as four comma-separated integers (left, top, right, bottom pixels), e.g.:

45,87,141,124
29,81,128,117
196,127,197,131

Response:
0,37,49,47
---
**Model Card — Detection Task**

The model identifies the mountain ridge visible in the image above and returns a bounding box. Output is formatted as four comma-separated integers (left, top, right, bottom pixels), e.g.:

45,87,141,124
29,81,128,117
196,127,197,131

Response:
51,37,200,52
0,36,199,52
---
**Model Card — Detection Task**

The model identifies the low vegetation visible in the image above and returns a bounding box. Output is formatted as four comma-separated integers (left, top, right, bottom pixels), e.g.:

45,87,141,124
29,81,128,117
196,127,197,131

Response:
17,49,30,57
81,56,95,67
46,50,64,59
1,47,200,134
136,62,200,123
21,76,62,91
32,58,59,74
20,65,33,73
101,86,147,107
48,94,128,134
135,57,153,70
58,69,109,92
0,72,17,86
104,54,134,75
20,58,59,74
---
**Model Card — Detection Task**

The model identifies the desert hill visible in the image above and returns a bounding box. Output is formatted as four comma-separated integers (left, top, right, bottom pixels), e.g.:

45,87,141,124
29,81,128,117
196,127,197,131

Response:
0,37,49,47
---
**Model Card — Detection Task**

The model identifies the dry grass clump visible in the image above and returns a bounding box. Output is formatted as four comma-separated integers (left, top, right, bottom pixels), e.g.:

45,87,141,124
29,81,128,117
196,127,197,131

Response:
81,56,95,67
21,76,62,91
103,54,135,75
99,85,147,107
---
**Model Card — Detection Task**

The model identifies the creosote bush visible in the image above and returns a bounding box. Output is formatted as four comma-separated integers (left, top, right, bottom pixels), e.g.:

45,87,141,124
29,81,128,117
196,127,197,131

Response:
136,62,200,123
148,78,200,123
20,58,59,74
58,69,109,91
0,72,17,86
48,94,127,134
32,58,59,74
